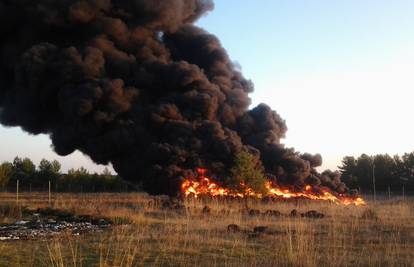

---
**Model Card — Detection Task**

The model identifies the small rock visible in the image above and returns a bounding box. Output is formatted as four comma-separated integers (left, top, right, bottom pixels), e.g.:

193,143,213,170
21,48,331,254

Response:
264,210,281,217
301,210,324,219
227,224,240,233
15,220,29,225
202,206,211,215
248,209,260,217
253,226,268,233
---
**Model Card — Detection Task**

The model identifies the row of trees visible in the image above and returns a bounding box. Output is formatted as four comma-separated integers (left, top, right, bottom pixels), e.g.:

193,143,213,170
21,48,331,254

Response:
2,152,413,194
0,157,131,192
339,152,414,193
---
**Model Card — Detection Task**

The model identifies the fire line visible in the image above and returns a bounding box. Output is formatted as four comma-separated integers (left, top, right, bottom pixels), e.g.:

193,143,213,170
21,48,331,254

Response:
181,168,366,206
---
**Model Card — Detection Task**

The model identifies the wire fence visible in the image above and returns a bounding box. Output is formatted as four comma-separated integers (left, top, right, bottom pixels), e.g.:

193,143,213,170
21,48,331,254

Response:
1,179,137,195
1,180,412,207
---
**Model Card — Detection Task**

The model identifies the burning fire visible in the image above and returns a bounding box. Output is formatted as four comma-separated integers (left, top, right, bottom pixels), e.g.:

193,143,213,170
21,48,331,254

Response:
181,168,366,206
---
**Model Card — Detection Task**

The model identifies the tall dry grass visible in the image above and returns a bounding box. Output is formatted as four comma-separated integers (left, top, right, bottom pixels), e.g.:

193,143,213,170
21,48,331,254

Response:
0,192,413,267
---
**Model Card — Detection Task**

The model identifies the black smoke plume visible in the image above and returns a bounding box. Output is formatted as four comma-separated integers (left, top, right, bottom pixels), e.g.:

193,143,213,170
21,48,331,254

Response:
0,0,347,195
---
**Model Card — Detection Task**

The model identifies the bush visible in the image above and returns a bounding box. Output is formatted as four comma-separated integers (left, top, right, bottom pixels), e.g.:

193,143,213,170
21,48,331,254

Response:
229,151,266,193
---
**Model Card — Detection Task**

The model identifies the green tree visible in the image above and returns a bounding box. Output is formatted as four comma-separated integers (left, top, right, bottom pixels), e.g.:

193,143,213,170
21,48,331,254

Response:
51,160,61,174
229,151,266,192
0,162,12,189
339,156,358,189
355,154,373,192
12,156,36,183
339,152,414,192
66,167,90,191
37,159,62,186
39,159,53,174
396,152,414,190
372,154,395,191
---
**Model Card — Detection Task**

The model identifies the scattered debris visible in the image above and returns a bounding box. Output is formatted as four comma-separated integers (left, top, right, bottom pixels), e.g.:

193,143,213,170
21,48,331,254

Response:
253,226,268,233
0,208,113,241
244,208,326,219
301,210,325,219
264,210,282,217
290,209,298,217
15,220,29,225
248,209,260,217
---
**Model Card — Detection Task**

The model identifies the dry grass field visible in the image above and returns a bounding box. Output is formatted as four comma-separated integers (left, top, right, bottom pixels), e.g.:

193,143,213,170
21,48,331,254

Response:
0,192,413,267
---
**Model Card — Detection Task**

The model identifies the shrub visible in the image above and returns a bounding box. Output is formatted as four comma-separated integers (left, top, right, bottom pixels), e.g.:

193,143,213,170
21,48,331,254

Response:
229,151,266,193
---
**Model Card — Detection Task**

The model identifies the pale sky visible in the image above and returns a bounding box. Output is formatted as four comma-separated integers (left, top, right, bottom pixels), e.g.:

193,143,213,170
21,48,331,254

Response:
1,0,414,172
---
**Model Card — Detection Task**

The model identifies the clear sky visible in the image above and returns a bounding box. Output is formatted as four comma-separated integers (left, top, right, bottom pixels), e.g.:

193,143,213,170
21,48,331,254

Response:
1,0,414,172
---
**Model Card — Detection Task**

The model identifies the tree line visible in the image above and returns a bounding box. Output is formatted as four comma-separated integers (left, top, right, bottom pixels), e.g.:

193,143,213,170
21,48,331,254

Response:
1,152,413,194
339,152,414,194
0,157,131,192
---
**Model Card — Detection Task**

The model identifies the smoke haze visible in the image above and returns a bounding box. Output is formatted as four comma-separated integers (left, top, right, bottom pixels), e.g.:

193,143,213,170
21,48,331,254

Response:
0,0,346,195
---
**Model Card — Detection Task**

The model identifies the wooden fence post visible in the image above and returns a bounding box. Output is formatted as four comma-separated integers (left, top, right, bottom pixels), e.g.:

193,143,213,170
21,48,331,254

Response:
402,185,405,201
16,179,19,204
48,180,51,206
388,186,391,200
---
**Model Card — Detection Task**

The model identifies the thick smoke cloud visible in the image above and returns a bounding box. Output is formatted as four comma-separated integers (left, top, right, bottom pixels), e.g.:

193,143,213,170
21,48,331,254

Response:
0,0,346,195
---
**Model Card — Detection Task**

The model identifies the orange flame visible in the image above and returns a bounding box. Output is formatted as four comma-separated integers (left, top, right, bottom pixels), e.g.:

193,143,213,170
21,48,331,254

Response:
181,168,366,206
